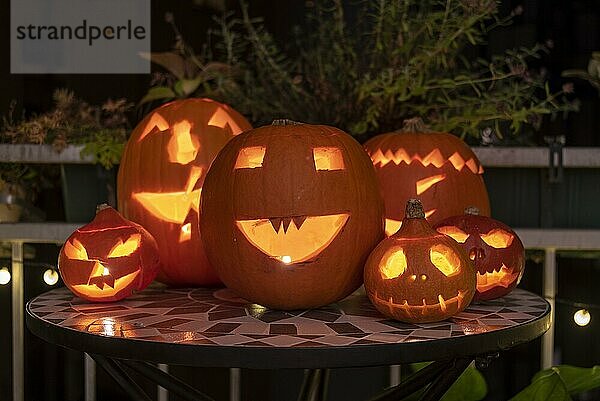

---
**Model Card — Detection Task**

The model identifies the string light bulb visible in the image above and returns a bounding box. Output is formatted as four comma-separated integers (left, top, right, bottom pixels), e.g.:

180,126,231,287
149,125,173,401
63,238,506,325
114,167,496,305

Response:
574,309,591,327
43,269,59,286
0,268,10,285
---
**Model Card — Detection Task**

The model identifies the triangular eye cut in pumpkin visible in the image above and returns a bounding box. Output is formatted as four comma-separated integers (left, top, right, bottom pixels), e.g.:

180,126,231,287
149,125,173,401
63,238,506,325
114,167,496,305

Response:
118,99,253,287
236,213,349,264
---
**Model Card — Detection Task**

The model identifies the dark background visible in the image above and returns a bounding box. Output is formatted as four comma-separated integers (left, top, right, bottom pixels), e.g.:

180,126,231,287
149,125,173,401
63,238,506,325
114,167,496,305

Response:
1,1,599,400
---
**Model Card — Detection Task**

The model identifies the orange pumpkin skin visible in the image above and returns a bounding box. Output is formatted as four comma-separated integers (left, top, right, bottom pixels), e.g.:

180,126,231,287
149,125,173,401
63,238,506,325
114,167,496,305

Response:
117,98,251,286
435,209,525,301
364,200,476,323
363,119,490,235
201,121,385,310
59,205,160,302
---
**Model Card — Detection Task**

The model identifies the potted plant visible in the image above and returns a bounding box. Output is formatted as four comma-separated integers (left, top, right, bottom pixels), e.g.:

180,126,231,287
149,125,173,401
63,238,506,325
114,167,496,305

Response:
0,89,132,222
142,1,594,230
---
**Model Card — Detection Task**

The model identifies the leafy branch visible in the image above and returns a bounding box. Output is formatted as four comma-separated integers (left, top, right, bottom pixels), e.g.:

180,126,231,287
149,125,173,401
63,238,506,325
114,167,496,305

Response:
143,0,578,142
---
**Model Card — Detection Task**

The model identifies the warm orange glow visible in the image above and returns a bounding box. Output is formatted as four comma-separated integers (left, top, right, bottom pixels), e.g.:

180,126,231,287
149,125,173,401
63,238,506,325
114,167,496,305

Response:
64,239,89,260
480,229,514,248
430,244,461,277
132,167,202,224
437,226,469,243
448,152,465,171
416,174,446,195
107,234,141,258
384,218,403,236
167,120,200,164
424,209,437,219
179,223,192,242
379,248,407,279
73,270,140,299
369,148,482,174
138,112,169,142
477,264,519,292
236,214,349,263
466,158,478,174
235,146,266,169
313,147,345,170
372,289,467,317
208,107,244,135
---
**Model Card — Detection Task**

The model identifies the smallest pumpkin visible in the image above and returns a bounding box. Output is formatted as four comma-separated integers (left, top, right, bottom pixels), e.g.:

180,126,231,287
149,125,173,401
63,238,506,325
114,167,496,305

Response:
435,207,525,301
59,204,160,302
364,199,475,323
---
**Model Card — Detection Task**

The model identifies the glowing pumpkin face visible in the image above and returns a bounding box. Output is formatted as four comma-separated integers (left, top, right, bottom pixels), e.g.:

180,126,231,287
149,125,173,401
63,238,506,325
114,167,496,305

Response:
435,208,525,301
363,118,490,235
58,205,160,302
364,199,476,323
117,99,252,286
201,121,385,310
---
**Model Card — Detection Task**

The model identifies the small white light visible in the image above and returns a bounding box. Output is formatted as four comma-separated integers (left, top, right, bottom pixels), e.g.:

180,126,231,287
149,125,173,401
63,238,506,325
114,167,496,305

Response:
0,268,10,285
281,255,292,264
103,267,110,276
574,309,591,327
43,269,59,286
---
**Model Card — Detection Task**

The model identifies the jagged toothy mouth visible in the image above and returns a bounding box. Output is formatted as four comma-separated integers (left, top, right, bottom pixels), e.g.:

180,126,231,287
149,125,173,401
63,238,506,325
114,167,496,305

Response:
372,289,468,317
477,264,519,292
236,213,349,264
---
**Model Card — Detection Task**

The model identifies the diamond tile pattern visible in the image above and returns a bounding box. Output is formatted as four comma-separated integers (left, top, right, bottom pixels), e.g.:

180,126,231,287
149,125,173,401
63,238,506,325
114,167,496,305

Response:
28,287,548,348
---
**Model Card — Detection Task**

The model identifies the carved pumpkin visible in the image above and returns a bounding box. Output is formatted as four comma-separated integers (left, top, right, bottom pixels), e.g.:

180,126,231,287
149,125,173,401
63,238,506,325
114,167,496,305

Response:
58,205,160,302
364,199,476,323
201,120,385,309
363,118,490,235
435,207,525,301
117,98,251,286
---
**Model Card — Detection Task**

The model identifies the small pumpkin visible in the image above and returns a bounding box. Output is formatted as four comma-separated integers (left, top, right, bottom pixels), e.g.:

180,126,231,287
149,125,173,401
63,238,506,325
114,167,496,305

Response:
364,199,476,323
201,120,385,310
58,205,160,302
435,207,525,301
117,98,252,286
363,118,490,235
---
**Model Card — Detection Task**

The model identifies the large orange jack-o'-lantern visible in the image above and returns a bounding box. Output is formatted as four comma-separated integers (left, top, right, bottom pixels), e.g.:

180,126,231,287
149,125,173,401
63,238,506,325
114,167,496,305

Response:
59,205,160,302
364,199,476,323
201,120,385,310
117,98,251,286
363,118,490,235
435,207,525,301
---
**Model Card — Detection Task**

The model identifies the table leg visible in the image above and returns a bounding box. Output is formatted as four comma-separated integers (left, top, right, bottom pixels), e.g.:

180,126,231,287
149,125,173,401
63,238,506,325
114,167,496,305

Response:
297,369,330,401
230,367,241,401
12,241,24,401
157,364,168,401
120,359,215,401
369,360,452,401
90,354,152,401
541,247,556,369
84,353,96,401
419,358,472,401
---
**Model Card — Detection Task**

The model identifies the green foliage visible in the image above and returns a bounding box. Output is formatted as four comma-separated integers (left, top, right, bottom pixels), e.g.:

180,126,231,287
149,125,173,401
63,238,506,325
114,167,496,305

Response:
1,89,132,169
510,365,600,401
145,0,578,141
563,52,600,95
442,365,487,401
404,362,487,401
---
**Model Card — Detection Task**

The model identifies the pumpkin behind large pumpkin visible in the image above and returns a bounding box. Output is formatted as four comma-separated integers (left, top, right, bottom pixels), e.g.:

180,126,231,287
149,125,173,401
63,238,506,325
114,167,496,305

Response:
117,98,251,286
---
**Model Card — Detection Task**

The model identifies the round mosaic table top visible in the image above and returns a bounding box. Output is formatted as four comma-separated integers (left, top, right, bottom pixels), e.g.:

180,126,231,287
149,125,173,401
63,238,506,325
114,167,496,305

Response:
27,286,550,369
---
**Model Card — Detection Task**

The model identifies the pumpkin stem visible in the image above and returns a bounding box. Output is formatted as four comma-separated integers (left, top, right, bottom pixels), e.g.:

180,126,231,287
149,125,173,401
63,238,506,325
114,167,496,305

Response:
401,117,431,133
405,199,425,219
96,203,111,213
464,206,480,216
272,119,302,126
